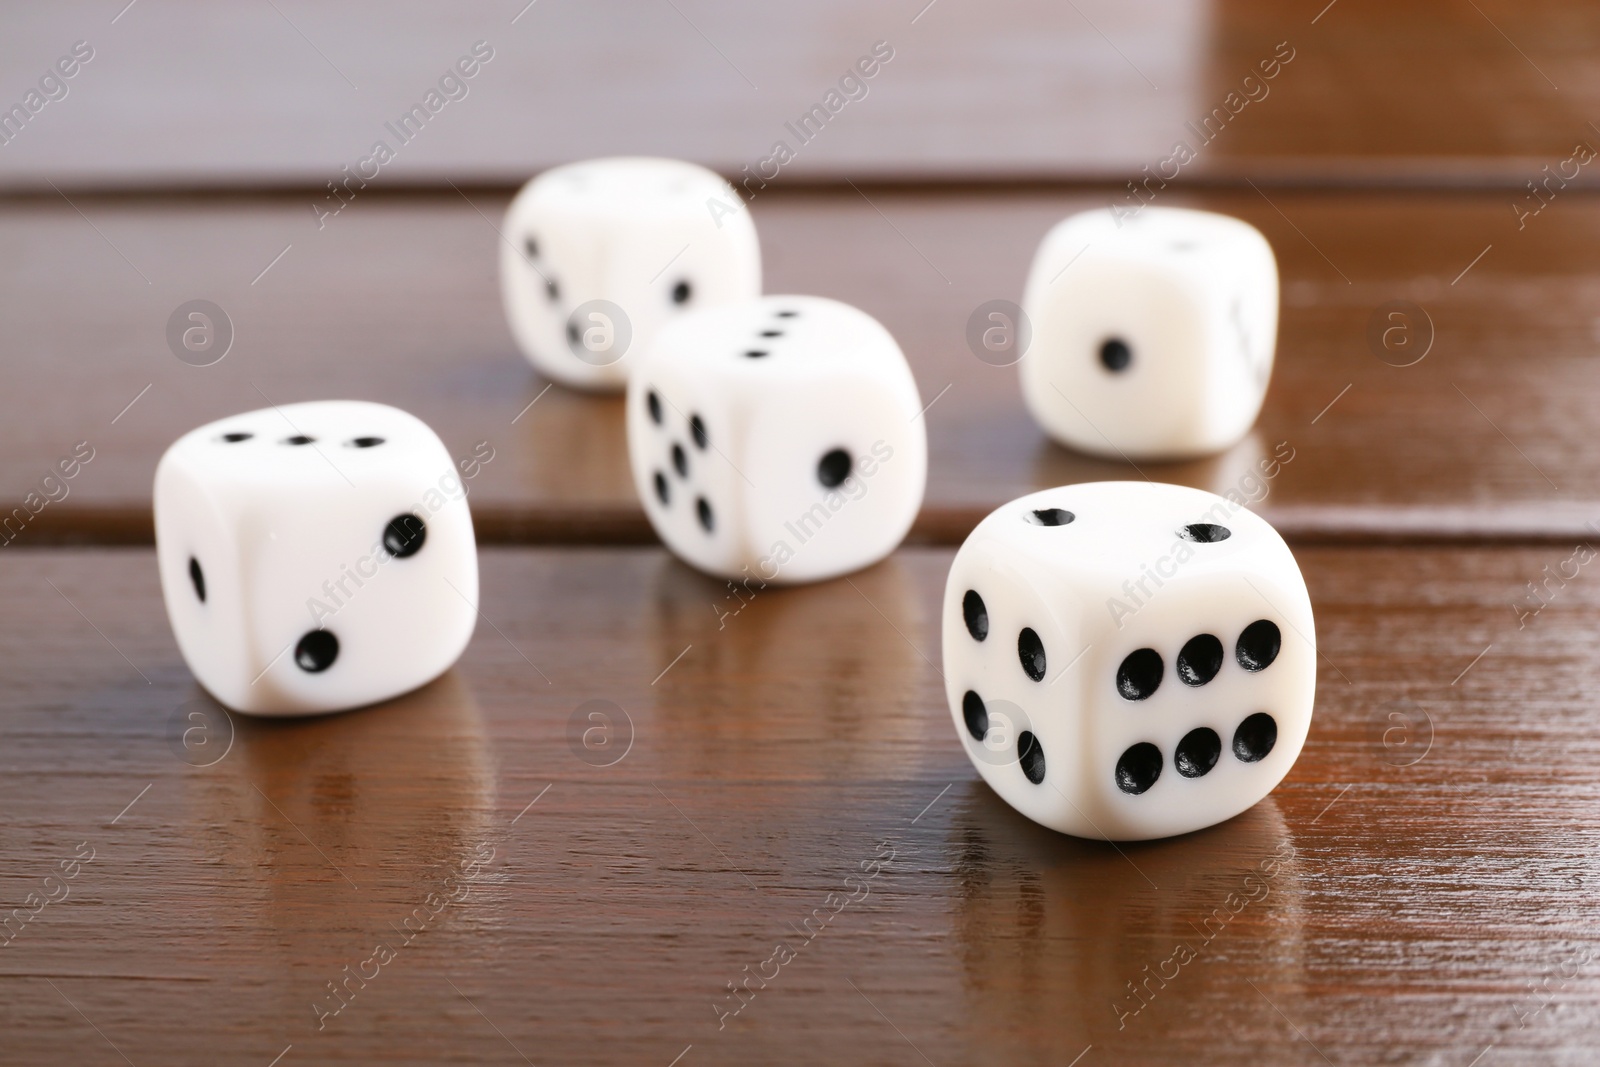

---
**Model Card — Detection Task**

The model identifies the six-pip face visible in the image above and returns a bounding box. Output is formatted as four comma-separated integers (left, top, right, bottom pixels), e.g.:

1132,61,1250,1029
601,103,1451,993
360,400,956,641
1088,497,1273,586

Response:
943,482,1315,841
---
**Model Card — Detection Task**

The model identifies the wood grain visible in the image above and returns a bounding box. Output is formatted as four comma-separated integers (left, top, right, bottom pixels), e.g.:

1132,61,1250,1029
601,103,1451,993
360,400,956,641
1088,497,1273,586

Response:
3,0,1594,191
0,187,1596,545
0,543,1590,1065
3,5,1594,1064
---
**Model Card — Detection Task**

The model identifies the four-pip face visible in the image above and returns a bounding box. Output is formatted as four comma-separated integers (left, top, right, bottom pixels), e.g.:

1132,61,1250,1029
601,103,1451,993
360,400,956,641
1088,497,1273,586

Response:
154,401,478,716
942,482,1315,841
499,157,762,392
1020,206,1279,460
626,294,927,584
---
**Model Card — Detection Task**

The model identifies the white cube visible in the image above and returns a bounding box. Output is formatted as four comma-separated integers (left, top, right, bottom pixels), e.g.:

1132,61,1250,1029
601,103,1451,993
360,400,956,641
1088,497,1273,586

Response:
627,294,927,584
1020,207,1278,459
942,481,1315,841
154,401,478,716
499,157,762,392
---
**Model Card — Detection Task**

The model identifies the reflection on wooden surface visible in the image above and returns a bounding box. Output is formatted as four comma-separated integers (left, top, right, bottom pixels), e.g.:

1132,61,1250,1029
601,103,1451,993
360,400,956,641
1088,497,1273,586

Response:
645,552,929,780
5,1,1596,187
1200,0,1599,173
2,1,1596,1059
2,189,1598,543
7,534,1600,1061
951,783,1300,1057
193,670,494,959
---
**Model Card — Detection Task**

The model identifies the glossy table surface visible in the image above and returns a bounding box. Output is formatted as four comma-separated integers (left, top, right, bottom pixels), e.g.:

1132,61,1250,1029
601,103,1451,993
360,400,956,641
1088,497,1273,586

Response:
1,545,1592,1066
3,187,1600,546
5,0,1600,190
6,1,1600,1062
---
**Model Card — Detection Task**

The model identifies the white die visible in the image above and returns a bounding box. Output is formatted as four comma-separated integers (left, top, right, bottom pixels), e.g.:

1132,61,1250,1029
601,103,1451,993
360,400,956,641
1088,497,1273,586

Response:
626,294,927,584
942,482,1315,841
1020,207,1278,459
499,157,762,392
154,401,479,716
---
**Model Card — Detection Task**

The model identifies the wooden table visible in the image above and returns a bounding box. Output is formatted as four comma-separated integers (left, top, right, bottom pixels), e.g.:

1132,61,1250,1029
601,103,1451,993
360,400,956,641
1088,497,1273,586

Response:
3,187,1599,545
5,1,1599,1063
0,546,1592,1066
7,0,1600,190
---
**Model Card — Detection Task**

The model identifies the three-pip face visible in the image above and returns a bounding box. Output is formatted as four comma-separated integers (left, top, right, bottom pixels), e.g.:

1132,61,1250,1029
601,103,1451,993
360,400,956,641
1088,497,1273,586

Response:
942,482,1315,841
499,157,762,392
627,295,927,584
1020,206,1278,460
154,401,478,716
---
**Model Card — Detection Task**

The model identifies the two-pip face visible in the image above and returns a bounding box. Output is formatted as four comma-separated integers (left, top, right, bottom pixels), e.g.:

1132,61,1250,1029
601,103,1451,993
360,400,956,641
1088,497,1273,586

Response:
1020,206,1279,460
626,295,927,584
942,482,1316,841
499,157,762,391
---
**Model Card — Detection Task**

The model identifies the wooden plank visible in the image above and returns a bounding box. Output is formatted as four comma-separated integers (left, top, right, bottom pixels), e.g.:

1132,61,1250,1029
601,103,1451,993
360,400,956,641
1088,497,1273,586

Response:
0,0,1593,191
0,543,1591,1063
0,187,1594,544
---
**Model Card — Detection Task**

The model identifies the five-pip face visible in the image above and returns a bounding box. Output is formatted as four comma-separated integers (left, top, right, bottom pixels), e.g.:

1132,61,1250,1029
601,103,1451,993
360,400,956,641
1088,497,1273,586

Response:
627,294,928,585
